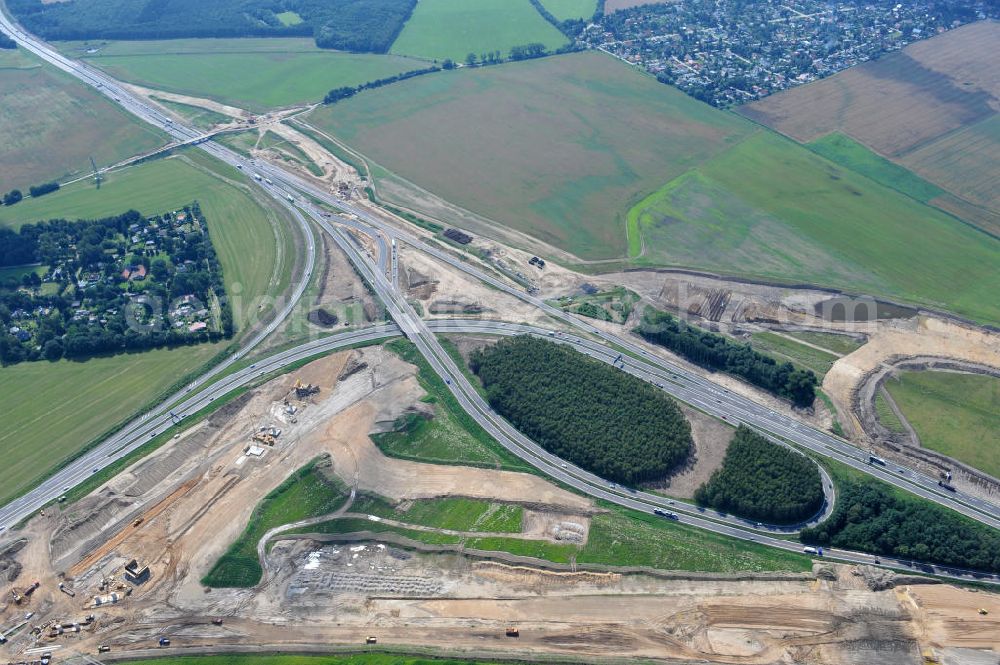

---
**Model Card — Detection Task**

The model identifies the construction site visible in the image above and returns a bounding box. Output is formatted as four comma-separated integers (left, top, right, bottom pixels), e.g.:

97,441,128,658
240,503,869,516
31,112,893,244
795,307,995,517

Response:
0,343,994,665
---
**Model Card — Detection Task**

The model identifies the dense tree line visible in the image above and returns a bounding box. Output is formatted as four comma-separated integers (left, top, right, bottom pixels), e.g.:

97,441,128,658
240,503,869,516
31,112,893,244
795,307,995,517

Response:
2,189,22,206
694,426,824,524
0,33,16,49
0,206,233,365
470,336,692,484
527,0,596,40
636,308,817,407
323,65,440,105
508,43,548,61
28,181,59,198
8,0,416,53
801,479,1000,574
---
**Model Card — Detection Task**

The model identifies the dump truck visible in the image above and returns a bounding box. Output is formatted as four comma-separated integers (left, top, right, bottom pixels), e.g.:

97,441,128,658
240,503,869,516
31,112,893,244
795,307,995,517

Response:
158,637,171,647
505,627,520,638
938,480,956,492
211,618,224,626
98,646,111,654
365,636,377,645
24,581,40,596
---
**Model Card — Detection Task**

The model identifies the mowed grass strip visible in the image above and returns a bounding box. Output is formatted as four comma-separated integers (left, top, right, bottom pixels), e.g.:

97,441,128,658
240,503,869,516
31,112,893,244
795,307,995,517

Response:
62,38,429,112
0,343,224,506
0,49,165,190
784,331,864,356
540,0,598,21
578,505,811,572
884,371,1000,479
631,131,1000,326
203,460,348,587
390,0,568,62
309,51,750,259
374,340,534,472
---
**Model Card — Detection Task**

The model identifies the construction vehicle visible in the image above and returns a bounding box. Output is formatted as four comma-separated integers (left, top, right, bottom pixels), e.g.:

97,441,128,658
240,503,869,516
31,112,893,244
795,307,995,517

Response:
251,431,277,446
505,626,520,638
211,618,224,626
293,379,319,398
10,588,22,604
133,517,144,527
365,636,377,645
24,581,40,596
979,608,989,615
98,646,111,654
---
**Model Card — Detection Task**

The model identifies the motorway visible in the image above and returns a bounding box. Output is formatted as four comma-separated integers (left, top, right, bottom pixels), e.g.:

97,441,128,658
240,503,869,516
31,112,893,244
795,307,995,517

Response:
1,9,998,585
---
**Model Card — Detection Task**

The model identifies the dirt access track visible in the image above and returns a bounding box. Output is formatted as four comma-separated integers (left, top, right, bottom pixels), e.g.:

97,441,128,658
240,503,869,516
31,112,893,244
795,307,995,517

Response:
0,343,996,665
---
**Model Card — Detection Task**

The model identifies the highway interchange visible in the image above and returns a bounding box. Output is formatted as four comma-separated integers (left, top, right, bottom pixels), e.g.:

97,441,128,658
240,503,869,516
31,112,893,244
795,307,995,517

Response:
1,8,999,586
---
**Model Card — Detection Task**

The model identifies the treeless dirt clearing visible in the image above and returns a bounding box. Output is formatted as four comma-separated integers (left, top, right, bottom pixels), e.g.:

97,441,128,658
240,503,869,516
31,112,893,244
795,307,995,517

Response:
739,20,1000,157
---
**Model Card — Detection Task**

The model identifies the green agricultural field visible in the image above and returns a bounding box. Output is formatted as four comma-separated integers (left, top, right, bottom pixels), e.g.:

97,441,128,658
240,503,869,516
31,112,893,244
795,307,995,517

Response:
901,113,1000,218
390,0,568,62
541,0,598,21
807,132,945,203
60,39,429,112
203,459,348,587
309,51,750,259
630,131,1000,326
0,342,224,506
750,331,841,378
0,48,165,191
884,371,1000,479
0,153,290,319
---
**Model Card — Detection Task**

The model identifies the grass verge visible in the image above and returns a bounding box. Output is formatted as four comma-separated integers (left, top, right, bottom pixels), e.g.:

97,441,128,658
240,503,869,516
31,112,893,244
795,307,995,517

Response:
203,458,349,587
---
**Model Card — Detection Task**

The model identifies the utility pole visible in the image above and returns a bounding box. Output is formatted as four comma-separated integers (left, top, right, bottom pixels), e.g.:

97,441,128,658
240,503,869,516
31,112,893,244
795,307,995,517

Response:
89,157,102,189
